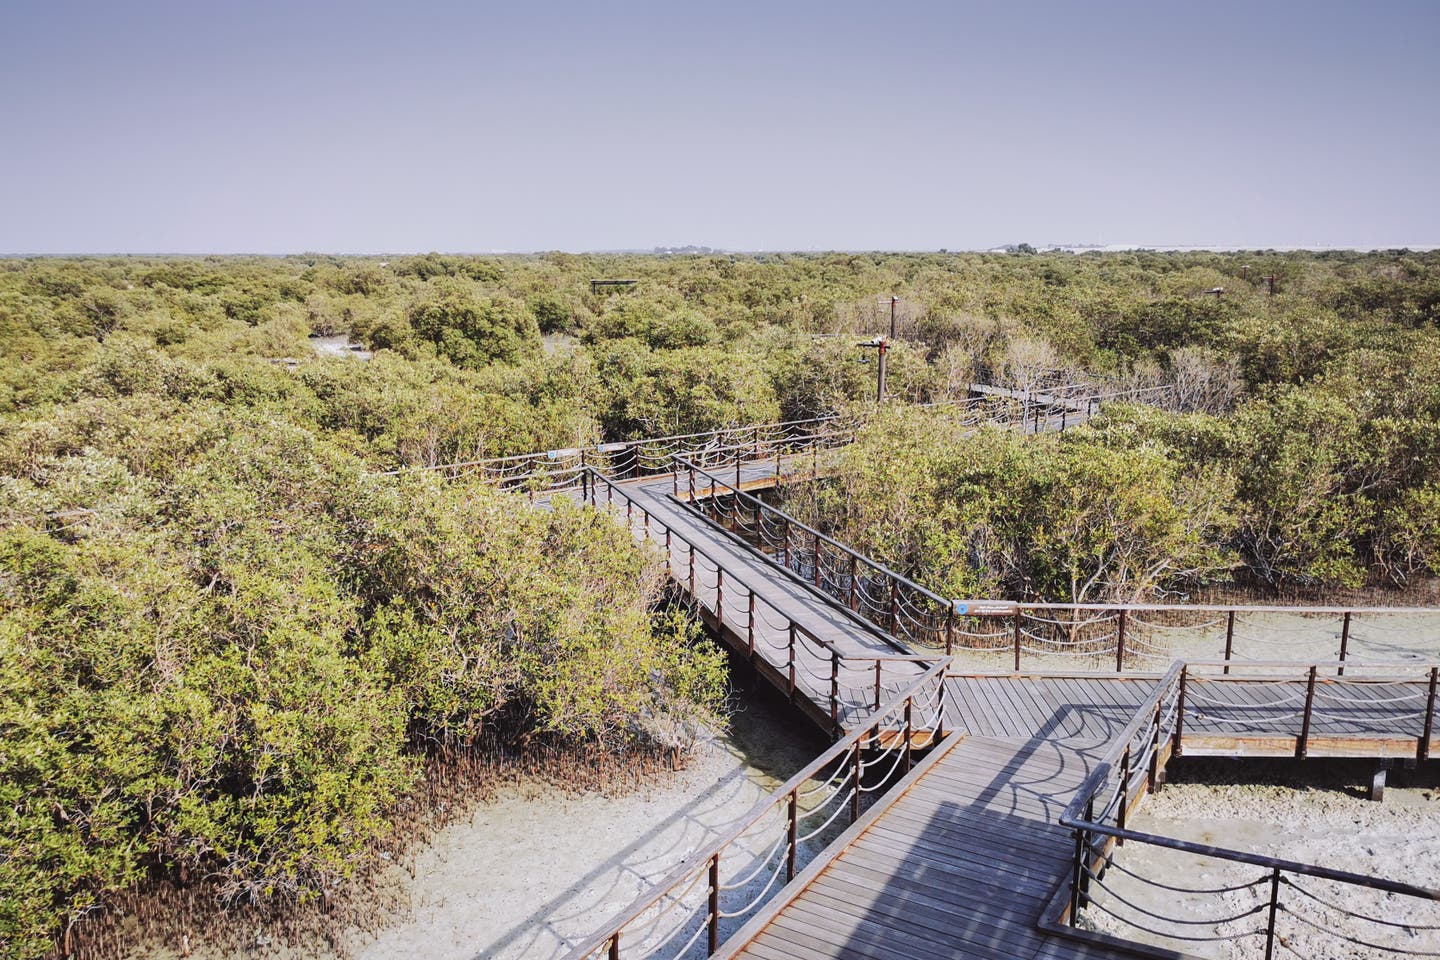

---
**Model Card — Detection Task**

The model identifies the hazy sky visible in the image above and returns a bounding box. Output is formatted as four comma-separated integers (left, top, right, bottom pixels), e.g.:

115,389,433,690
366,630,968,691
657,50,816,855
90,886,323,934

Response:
3,1,1437,253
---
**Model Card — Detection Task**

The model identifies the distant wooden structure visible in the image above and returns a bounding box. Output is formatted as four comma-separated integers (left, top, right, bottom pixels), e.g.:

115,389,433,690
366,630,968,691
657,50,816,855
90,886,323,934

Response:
589,278,638,293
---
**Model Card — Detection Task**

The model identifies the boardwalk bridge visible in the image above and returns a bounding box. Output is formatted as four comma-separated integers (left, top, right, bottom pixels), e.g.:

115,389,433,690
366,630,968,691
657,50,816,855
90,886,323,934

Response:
406,391,1440,960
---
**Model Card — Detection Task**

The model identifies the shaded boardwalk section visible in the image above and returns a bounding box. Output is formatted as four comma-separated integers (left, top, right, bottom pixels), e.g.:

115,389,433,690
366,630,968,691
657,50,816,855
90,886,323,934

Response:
715,668,1440,960
719,689,1138,960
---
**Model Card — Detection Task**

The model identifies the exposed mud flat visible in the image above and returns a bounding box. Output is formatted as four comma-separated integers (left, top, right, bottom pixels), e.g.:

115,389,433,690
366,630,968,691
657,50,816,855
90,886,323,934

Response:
117,689,835,960
1083,760,1440,959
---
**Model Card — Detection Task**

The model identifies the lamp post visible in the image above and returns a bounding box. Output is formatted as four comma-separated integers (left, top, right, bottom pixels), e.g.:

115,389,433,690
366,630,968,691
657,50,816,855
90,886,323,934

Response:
857,336,889,404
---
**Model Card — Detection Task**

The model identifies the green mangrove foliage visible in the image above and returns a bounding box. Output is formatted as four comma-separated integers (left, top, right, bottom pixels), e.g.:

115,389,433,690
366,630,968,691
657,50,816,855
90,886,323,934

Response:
0,401,724,958
806,358,1440,602
808,408,1237,604
3,248,1440,955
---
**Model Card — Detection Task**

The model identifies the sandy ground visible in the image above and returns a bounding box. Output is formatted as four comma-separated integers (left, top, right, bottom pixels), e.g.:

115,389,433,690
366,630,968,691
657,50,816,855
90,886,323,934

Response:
1083,761,1440,959
119,687,856,960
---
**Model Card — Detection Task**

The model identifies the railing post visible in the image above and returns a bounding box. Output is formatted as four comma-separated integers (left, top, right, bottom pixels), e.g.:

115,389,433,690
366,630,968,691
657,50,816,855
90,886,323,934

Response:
1297,665,1317,759
1069,828,1087,923
786,792,798,880
687,545,695,595
782,518,790,569
1421,666,1437,763
888,581,899,637
642,507,650,540
1264,867,1282,960
747,590,756,657
688,465,696,504
904,697,913,773
715,567,724,624
787,623,796,698
1223,610,1235,674
874,660,882,710
581,467,589,504
848,554,858,612
851,740,862,823
830,651,840,734
813,537,822,589
945,604,955,656
609,933,620,960
1115,608,1128,673
1338,611,1352,676
1118,746,1131,831
708,853,720,954
1147,698,1163,793
1173,665,1187,757
754,425,761,460
1013,613,1022,672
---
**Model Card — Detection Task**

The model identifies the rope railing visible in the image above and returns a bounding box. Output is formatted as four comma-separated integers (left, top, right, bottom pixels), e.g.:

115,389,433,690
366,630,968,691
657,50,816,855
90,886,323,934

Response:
1058,659,1440,958
674,459,1440,676
560,659,950,960
374,414,850,495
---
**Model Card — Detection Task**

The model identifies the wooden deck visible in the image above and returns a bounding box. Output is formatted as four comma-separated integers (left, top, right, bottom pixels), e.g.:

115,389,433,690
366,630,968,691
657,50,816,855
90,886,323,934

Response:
716,672,1438,960
595,463,932,734
718,686,1135,960
556,457,1439,960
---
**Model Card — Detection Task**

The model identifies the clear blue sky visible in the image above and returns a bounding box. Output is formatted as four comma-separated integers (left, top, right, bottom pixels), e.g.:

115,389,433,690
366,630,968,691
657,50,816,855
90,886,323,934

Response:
2,0,1436,254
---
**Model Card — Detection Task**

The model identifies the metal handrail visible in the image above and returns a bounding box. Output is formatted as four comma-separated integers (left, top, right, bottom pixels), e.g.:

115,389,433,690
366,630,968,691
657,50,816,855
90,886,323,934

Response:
1059,661,1185,825
375,415,842,478
581,467,940,729
561,658,951,960
675,458,950,610
668,469,1440,670
1059,659,1440,957
1065,820,1440,901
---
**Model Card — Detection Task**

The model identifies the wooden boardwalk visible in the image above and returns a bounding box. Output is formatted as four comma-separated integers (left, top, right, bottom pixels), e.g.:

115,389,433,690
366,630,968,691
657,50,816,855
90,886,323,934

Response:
587,462,933,734
718,678,1138,960
715,673,1438,960
557,453,1440,960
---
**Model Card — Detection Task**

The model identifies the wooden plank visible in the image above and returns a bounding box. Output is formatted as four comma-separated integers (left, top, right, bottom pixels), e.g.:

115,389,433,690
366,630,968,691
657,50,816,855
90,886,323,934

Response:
848,819,1069,873
773,894,1040,960
799,871,1052,957
965,679,1029,737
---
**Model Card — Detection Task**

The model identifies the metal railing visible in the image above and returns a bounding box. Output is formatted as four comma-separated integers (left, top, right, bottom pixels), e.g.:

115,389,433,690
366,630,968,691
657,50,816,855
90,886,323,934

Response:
374,416,850,496
583,468,944,734
561,659,950,960
1058,660,1440,958
676,461,1440,674
373,375,1122,494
